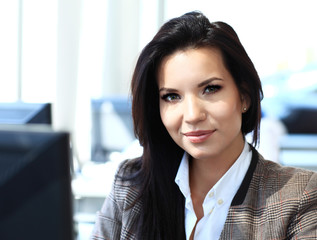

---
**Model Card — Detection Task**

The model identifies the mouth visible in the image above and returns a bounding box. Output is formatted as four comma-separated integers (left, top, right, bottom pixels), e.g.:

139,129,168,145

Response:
183,130,215,143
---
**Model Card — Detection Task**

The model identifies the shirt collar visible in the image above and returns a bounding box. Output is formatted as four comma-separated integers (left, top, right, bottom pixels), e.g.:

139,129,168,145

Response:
175,141,252,208
175,152,191,199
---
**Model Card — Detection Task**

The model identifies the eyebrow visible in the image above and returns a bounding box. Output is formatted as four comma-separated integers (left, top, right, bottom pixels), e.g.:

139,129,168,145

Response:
197,77,223,88
159,87,177,93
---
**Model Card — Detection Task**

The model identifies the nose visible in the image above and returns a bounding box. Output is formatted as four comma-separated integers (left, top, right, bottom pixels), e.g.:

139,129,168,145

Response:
183,95,206,124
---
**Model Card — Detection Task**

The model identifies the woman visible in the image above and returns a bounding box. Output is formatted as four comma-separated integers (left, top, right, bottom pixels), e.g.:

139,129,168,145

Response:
91,11,317,239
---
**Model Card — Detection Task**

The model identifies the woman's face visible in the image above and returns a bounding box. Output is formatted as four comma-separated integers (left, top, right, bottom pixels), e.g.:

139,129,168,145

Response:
158,47,248,162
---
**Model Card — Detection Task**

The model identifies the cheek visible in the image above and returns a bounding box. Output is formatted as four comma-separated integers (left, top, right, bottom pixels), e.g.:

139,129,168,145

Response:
160,105,180,134
213,101,242,127
160,106,173,131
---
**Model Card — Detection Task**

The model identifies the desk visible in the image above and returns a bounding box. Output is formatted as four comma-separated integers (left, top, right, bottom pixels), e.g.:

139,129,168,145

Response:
72,160,121,239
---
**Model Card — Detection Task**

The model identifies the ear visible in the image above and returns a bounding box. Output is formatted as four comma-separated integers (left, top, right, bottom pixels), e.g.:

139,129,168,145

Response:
241,94,251,113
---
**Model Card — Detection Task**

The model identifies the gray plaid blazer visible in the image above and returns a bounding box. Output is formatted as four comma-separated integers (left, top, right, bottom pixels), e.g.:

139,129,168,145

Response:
91,148,317,239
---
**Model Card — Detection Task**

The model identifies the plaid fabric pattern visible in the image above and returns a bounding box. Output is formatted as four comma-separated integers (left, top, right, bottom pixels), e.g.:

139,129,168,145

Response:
220,157,317,240
91,160,141,240
91,150,317,240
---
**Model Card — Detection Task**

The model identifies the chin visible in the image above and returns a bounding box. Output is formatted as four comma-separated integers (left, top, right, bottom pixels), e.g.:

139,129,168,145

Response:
187,149,217,161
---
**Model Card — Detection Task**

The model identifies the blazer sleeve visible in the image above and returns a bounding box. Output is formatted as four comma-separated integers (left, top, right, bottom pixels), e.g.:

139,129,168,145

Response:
288,172,317,239
90,166,123,240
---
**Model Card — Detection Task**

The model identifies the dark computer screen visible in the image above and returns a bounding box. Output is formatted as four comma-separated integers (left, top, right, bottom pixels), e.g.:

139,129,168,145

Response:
0,125,73,240
0,102,52,125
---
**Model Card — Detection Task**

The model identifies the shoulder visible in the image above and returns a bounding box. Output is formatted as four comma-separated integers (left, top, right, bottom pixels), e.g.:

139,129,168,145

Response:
116,157,141,177
256,155,316,186
90,159,142,240
251,153,317,202
223,153,317,239
112,158,142,208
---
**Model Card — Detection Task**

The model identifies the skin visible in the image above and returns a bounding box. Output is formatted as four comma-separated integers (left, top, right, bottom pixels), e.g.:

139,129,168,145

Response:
158,47,249,227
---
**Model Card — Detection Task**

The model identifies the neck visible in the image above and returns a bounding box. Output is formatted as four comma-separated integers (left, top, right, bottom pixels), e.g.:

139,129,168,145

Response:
189,138,245,198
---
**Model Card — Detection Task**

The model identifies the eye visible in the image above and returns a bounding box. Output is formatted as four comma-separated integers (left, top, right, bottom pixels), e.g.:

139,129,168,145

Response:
203,85,222,94
161,93,181,102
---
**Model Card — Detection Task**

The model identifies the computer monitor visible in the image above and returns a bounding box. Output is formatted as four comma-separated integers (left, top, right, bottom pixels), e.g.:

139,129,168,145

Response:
0,125,73,240
91,97,136,162
0,102,52,125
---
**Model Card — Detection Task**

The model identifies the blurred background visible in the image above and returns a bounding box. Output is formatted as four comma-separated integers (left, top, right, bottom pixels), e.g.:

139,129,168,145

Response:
1,0,317,239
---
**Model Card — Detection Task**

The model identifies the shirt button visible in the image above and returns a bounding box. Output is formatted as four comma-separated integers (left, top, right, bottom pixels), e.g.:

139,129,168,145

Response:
217,199,224,205
208,192,214,198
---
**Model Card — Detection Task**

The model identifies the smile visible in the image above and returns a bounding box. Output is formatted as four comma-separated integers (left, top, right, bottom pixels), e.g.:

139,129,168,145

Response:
183,130,215,143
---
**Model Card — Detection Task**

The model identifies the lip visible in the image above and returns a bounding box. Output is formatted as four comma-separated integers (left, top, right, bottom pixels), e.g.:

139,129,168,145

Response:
183,130,215,143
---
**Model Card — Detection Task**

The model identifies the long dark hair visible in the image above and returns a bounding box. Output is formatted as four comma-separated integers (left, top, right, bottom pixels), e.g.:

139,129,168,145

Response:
128,11,263,239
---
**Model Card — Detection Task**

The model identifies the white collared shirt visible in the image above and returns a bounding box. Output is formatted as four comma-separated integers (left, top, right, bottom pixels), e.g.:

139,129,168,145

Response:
175,141,252,240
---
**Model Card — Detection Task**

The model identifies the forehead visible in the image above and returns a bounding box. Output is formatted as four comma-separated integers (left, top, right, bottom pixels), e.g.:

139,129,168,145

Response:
157,47,231,87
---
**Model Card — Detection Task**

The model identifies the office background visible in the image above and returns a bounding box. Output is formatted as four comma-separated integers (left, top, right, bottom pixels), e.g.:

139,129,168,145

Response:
1,1,317,239
1,0,317,164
